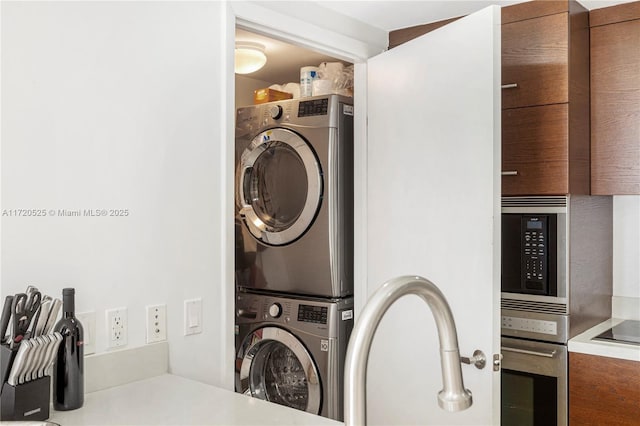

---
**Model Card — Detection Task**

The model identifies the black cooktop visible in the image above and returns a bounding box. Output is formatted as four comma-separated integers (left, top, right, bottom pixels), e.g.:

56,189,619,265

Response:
593,320,640,346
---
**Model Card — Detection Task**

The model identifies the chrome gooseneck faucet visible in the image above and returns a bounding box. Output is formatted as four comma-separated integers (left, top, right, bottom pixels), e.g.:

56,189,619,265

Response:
344,275,473,425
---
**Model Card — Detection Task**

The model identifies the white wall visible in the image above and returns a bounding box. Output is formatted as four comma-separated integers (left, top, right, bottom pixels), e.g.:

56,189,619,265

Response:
613,196,640,298
1,1,227,386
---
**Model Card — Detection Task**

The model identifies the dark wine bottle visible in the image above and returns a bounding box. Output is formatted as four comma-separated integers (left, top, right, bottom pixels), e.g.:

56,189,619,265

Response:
53,287,84,411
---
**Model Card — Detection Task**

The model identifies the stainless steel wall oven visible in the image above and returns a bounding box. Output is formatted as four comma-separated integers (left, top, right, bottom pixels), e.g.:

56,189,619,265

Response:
500,196,613,426
501,336,567,425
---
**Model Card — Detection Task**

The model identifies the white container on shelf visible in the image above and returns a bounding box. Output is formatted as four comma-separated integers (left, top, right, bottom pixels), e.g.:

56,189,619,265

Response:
300,66,319,97
312,79,332,96
282,82,300,99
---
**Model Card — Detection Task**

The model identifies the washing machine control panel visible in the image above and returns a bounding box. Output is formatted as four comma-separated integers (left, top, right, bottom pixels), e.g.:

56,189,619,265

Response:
297,98,329,117
297,304,328,324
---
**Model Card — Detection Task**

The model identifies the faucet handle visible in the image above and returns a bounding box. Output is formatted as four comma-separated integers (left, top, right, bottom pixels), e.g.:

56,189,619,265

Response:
460,349,486,369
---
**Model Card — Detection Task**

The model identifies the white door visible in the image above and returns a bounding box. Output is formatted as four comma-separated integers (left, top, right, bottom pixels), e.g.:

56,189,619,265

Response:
363,6,501,425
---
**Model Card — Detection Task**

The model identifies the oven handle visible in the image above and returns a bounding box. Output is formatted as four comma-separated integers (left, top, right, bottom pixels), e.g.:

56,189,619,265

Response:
502,346,557,358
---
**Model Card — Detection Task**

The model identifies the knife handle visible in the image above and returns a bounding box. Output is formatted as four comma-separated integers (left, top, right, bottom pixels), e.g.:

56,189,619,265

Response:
0,295,13,343
44,298,62,334
36,336,51,378
18,340,37,384
43,332,63,377
7,340,30,386
27,336,45,382
34,300,52,337
35,335,53,380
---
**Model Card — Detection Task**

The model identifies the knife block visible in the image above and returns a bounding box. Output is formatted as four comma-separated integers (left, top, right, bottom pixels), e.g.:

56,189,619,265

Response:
0,343,16,386
0,344,51,421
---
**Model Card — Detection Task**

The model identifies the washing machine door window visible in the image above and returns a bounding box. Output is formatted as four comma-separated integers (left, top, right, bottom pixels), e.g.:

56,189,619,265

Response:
238,327,321,415
238,128,322,246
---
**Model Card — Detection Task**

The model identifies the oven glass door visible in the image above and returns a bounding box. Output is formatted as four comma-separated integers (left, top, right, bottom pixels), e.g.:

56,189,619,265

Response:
502,369,557,425
501,337,567,426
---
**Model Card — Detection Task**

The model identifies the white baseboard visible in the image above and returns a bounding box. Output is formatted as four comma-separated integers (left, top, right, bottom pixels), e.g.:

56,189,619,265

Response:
85,342,169,393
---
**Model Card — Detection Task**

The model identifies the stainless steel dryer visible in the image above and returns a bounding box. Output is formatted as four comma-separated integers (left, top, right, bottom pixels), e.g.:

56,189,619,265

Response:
234,291,354,421
235,95,354,298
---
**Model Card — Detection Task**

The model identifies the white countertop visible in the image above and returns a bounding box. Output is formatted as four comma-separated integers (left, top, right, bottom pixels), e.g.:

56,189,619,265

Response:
49,374,342,426
568,318,640,362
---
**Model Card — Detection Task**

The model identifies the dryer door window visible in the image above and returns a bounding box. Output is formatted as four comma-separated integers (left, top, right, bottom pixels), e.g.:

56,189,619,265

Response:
248,141,307,230
238,128,322,246
237,327,321,414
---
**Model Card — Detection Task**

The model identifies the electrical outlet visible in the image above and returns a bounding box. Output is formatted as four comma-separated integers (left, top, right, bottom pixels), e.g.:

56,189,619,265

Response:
106,307,127,349
146,304,167,344
76,311,96,355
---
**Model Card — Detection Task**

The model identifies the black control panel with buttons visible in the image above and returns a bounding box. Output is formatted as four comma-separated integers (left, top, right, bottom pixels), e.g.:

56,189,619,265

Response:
298,98,329,117
298,304,328,324
521,216,548,292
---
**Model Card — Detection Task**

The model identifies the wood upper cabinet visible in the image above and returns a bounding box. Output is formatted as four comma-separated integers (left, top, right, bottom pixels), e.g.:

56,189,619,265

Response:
503,104,569,194
590,2,640,195
502,11,568,109
569,352,640,425
501,0,590,196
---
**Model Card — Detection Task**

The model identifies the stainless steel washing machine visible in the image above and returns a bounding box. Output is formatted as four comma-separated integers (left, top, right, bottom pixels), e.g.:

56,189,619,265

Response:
234,95,354,298
234,291,354,421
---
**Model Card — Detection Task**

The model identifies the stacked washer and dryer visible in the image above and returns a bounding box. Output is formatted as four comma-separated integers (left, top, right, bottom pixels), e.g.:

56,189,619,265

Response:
234,95,354,421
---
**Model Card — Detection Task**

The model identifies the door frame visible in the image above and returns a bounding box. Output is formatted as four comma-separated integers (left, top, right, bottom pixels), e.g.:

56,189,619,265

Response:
221,2,385,389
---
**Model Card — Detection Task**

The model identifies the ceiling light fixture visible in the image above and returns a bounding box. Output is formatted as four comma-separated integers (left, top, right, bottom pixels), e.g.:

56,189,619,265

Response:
235,42,267,74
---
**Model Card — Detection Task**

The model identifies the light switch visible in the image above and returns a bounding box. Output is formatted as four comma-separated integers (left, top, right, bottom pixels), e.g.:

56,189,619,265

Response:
184,298,202,336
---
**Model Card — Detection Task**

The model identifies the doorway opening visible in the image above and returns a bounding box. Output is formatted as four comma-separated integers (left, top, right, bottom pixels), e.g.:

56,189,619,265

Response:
231,25,357,421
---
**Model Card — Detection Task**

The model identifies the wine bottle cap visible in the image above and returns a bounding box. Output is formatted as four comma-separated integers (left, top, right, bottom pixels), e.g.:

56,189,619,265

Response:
62,287,75,314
